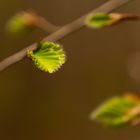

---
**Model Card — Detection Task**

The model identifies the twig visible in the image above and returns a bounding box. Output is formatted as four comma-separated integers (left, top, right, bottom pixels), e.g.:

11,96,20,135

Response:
35,17,59,33
25,11,59,33
0,0,133,72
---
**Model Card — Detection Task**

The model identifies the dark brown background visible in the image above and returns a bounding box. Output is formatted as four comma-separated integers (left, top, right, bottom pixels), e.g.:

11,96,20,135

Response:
0,0,140,139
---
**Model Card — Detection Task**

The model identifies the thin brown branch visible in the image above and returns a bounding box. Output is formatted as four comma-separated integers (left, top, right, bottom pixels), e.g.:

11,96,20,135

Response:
35,17,59,33
19,11,59,33
0,0,134,72
26,11,60,33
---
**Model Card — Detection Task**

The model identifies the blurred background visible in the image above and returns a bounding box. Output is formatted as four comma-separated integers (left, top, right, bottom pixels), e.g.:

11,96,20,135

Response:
0,0,140,139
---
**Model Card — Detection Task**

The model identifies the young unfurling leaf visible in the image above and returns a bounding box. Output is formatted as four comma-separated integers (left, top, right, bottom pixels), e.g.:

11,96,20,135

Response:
90,94,140,128
27,41,66,73
86,13,139,28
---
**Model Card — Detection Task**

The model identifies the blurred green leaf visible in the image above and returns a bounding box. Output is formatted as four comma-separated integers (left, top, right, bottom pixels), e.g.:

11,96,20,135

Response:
27,41,66,73
90,95,140,127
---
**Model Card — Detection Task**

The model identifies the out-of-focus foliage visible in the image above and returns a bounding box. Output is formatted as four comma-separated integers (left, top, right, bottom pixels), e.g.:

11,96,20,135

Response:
6,11,36,34
90,94,140,128
27,41,66,73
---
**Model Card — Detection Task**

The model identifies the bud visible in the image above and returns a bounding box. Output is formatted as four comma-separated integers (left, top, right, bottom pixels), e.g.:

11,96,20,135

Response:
6,11,39,34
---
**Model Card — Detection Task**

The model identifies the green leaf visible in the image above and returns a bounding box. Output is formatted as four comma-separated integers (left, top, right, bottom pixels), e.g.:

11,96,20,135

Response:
27,41,66,73
90,95,140,127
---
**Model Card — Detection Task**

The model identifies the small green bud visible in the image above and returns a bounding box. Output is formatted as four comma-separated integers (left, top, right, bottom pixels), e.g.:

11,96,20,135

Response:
86,13,139,28
86,13,113,28
6,11,37,34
